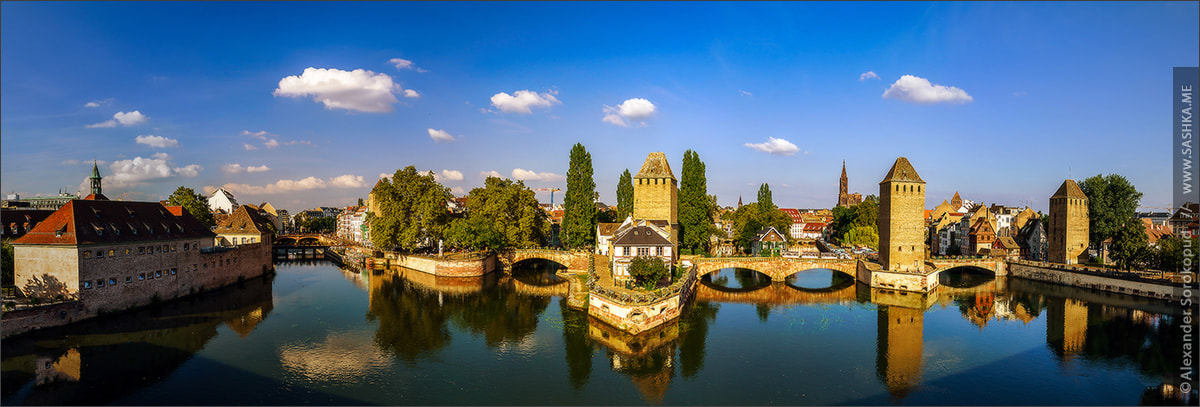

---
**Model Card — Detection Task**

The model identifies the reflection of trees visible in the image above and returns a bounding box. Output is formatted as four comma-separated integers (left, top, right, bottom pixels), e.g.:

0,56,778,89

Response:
733,268,767,289
560,299,593,389
452,282,550,346
366,273,453,362
676,301,719,379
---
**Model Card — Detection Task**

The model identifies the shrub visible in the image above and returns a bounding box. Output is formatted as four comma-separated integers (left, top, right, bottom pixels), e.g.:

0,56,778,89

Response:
628,256,668,290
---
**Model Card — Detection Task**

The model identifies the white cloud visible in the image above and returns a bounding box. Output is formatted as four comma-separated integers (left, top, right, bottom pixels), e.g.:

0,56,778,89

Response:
739,90,753,96
242,130,308,149
602,98,656,127
84,98,113,108
242,130,270,139
243,143,258,151
388,58,427,73
744,137,801,156
480,170,504,179
135,134,179,148
859,71,880,81
450,187,465,195
104,155,202,188
263,139,281,149
404,89,420,98
882,75,973,104
61,159,107,166
489,90,560,114
427,128,456,143
1013,91,1029,97
432,169,463,182
511,168,565,182
86,110,148,128
85,102,100,108
273,67,412,113
219,174,367,195
222,163,271,174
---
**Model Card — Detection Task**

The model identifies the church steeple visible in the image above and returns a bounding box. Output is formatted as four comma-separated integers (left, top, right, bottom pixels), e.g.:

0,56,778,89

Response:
89,161,103,196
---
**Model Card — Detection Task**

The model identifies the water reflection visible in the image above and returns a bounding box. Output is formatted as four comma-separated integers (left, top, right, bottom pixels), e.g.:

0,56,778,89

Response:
510,258,567,286
700,268,772,291
278,330,392,384
1,275,274,405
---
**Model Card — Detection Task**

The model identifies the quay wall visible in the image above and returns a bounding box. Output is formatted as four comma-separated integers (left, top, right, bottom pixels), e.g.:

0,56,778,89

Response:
1008,261,1183,301
393,254,496,277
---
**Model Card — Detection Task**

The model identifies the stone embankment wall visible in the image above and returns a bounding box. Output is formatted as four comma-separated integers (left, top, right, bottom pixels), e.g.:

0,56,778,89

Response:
393,254,497,277
1008,261,1183,301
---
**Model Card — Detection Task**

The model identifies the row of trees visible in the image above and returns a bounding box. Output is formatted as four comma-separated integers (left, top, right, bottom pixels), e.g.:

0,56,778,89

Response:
722,183,793,254
1079,173,1193,271
828,195,879,250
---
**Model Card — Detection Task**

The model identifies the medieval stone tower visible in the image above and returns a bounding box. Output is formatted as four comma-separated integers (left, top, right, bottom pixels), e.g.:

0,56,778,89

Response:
633,152,679,244
1048,179,1089,264
879,157,926,272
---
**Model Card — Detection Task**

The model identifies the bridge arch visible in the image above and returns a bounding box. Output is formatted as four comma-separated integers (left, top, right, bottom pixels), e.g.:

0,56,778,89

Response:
936,266,998,289
276,237,296,245
783,269,858,292
298,237,321,246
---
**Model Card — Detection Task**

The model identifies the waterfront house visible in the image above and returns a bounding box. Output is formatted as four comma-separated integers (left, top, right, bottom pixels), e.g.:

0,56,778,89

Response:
751,226,787,256
992,236,1021,261
968,216,996,256
1016,218,1048,261
610,220,673,281
214,204,274,247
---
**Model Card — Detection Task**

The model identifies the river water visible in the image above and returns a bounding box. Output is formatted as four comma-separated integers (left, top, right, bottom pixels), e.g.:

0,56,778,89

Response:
1,260,1192,405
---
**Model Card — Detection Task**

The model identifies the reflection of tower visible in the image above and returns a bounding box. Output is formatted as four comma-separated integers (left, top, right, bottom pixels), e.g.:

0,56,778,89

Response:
589,316,678,404
879,157,926,272
35,348,82,385
876,305,924,399
1047,298,1089,360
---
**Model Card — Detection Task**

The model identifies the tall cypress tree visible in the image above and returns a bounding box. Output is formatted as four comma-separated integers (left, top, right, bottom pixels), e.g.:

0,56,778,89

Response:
680,150,714,254
616,169,633,221
563,143,596,249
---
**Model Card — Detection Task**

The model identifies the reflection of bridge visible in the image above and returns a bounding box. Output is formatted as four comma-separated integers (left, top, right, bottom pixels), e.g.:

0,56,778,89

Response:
694,280,860,305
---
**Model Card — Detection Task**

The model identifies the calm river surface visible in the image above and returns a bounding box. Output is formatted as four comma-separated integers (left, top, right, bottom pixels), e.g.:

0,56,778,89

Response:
1,260,1191,405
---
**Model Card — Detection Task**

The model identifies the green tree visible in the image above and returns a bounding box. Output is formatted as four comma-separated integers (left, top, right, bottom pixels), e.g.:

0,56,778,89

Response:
680,150,716,255
829,205,857,244
616,169,633,220
853,195,879,228
297,216,335,233
166,186,216,228
358,198,365,206
458,176,549,249
628,255,668,290
563,143,596,249
445,214,505,251
757,183,776,216
1080,174,1143,260
731,203,764,253
844,225,879,250
369,166,453,251
2,242,14,286
1152,235,1185,272
1110,218,1149,270
595,207,618,224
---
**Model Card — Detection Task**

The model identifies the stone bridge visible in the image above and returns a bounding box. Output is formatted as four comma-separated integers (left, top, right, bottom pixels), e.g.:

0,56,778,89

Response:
495,249,592,271
694,280,861,306
275,234,336,246
928,258,1008,276
690,257,860,282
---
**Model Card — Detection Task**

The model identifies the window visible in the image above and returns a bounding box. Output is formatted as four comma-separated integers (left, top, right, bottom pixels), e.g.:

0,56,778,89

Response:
139,247,145,255
139,273,146,281
155,270,162,278
126,276,132,283
109,278,116,286
637,247,649,256
193,264,198,271
147,272,153,280
623,246,630,256
204,263,208,269
96,250,104,258
184,243,190,251
84,251,92,259
162,245,168,252
170,268,177,275
124,248,131,255
82,281,92,289
656,246,662,256
108,249,115,257
97,279,104,288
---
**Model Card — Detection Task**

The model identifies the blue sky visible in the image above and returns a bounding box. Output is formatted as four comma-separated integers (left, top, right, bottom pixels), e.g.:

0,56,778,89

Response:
2,2,1196,214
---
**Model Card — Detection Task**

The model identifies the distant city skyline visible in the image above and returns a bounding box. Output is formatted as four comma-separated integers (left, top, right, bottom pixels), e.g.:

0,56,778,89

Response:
2,2,1196,213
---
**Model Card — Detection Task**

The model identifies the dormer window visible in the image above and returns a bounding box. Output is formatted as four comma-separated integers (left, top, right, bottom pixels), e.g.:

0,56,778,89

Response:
126,208,136,218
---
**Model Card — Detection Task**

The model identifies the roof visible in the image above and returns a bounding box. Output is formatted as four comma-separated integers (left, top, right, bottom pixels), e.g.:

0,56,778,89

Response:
597,222,622,237
1,209,56,239
1051,179,1087,199
635,152,676,180
612,225,672,246
12,199,215,245
780,208,803,223
756,226,786,242
802,223,826,232
994,236,1019,250
213,205,274,236
1017,218,1045,243
879,157,925,184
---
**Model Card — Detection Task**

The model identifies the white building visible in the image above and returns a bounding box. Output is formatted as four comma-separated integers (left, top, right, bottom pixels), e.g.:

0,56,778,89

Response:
208,188,239,214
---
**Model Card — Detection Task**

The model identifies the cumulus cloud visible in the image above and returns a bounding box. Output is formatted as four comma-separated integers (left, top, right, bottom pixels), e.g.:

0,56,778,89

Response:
480,170,504,179
219,174,367,195
489,90,560,114
739,90,753,97
264,139,281,149
222,163,271,174
432,169,463,182
135,134,179,148
403,89,420,98
242,130,308,149
102,155,203,188
428,128,456,143
882,75,973,104
859,71,880,81
511,168,565,182
84,99,113,108
450,186,465,195
744,137,801,156
388,58,427,73
379,173,392,180
273,67,416,113
243,143,258,151
602,98,656,127
86,111,148,128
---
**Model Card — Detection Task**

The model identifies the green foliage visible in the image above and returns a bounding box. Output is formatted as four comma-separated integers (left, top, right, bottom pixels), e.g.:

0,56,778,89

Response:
1151,235,1186,271
628,255,668,290
563,143,596,249
616,169,633,220
757,183,776,215
1,242,13,286
680,150,717,254
730,201,792,253
1110,218,1149,270
595,207,619,224
166,186,216,228
853,195,879,228
450,176,548,250
1080,174,1143,251
296,216,335,233
829,205,856,243
369,166,454,251
844,225,879,250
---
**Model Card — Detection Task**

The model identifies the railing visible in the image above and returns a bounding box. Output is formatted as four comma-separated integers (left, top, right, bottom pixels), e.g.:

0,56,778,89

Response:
1009,259,1172,283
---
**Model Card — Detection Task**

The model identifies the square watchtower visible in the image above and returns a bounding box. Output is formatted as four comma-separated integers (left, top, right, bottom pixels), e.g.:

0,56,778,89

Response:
879,157,926,272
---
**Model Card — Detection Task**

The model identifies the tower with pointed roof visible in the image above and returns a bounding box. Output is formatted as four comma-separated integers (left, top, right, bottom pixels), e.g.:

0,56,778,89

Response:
879,157,926,272
633,152,678,245
951,191,963,210
1048,179,1089,264
89,162,103,197
837,160,863,207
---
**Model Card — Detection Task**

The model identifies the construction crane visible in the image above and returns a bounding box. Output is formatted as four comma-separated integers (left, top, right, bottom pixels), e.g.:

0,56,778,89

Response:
534,188,562,206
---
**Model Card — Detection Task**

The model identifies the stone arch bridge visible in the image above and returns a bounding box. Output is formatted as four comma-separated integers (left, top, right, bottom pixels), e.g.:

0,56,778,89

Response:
690,257,860,281
691,256,1007,293
275,234,337,246
495,249,592,272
